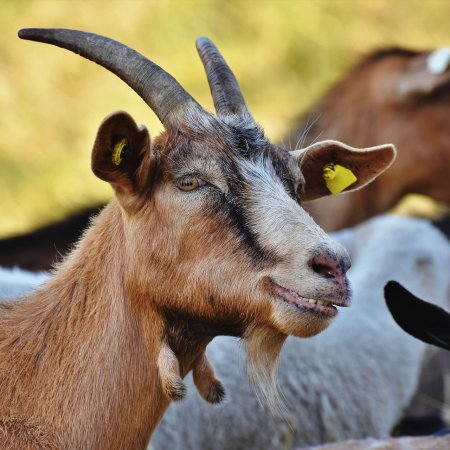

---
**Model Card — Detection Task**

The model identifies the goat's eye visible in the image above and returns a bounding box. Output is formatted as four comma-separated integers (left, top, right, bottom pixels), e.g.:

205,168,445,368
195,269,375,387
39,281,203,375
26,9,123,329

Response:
175,177,207,191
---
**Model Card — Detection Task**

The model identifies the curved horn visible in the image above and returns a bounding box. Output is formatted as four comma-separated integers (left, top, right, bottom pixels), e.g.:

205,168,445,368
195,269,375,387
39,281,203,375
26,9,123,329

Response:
18,28,203,126
196,37,248,116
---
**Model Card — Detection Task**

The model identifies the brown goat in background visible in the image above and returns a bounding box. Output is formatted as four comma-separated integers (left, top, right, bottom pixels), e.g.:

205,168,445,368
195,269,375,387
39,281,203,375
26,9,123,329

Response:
0,28,394,449
290,48,450,231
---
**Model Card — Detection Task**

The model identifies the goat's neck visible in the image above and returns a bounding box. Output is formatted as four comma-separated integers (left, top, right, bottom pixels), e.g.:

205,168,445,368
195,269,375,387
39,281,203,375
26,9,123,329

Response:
0,203,210,449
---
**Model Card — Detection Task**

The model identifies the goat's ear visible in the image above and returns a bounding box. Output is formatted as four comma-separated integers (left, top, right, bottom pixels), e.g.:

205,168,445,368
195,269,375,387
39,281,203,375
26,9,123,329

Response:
385,281,450,351
92,111,153,213
292,140,396,202
396,49,450,101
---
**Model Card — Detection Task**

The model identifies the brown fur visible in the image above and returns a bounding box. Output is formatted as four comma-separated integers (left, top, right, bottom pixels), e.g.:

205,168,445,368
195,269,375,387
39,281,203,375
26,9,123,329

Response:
290,47,450,231
0,205,170,448
192,352,225,404
0,191,241,447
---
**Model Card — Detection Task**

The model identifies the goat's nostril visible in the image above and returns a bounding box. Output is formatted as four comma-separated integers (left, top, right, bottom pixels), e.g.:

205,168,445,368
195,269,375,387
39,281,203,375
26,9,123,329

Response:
312,263,335,279
311,253,350,279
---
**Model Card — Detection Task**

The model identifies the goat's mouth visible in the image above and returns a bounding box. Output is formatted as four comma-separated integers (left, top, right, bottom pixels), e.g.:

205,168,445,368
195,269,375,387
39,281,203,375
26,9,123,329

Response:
265,278,348,317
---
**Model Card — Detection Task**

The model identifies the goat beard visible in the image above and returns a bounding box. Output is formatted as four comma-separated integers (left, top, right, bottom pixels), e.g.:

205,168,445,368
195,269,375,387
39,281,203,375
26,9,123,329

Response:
244,326,287,417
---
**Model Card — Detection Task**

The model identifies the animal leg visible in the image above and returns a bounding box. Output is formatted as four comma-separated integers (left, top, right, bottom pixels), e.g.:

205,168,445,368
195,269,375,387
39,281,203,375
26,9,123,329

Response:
157,341,186,401
192,351,225,404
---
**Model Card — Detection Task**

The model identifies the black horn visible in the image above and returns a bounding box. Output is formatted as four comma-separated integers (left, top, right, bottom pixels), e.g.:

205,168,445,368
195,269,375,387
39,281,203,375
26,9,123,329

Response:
196,37,249,116
18,28,203,126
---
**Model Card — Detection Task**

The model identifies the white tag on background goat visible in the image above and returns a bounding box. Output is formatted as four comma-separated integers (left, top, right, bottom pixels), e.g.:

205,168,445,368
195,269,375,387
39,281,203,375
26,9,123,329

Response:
427,48,450,74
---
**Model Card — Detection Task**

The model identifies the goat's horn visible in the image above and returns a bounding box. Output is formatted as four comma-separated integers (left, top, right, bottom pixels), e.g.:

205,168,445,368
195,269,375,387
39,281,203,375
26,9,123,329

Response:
18,28,204,126
196,37,249,116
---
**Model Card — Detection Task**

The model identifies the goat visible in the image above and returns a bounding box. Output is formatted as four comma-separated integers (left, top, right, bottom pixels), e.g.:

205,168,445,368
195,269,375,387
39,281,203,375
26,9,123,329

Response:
296,282,450,450
288,47,450,231
150,215,450,450
0,28,394,449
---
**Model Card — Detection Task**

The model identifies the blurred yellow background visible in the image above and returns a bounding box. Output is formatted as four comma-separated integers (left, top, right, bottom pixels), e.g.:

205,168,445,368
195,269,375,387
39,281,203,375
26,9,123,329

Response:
1,0,449,237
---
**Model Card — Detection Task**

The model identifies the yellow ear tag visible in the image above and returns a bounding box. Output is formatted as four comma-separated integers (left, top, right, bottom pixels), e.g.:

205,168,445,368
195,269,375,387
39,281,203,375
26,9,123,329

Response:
112,138,128,166
322,163,357,195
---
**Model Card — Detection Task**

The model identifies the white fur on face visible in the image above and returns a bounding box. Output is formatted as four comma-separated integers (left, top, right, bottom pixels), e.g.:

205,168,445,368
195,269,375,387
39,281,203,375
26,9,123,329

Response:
239,156,349,338
240,156,323,254
240,156,347,291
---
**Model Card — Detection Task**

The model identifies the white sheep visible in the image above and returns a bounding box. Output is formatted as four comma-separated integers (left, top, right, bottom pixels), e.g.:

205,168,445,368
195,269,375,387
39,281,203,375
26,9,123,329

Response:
151,215,450,449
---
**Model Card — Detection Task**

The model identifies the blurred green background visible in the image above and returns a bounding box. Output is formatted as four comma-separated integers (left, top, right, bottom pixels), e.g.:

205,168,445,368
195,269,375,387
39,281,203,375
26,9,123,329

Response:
1,0,449,237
